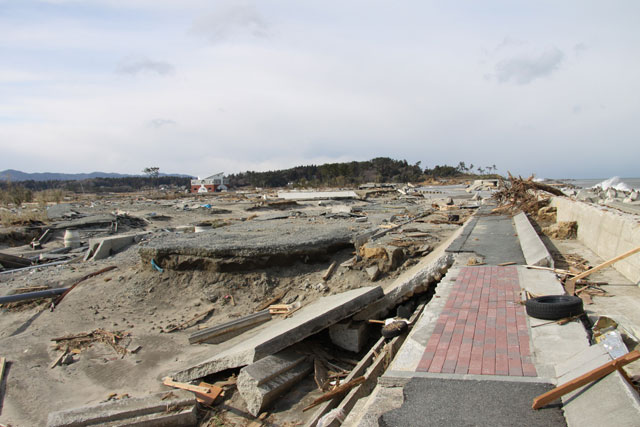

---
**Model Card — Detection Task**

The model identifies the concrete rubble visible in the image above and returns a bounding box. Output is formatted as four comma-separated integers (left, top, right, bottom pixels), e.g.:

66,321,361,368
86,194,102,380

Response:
4,176,638,426
172,286,384,381
237,349,313,417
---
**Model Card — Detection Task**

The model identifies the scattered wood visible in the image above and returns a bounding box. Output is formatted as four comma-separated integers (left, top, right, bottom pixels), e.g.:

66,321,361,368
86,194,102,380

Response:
314,358,329,391
165,307,215,333
255,289,288,312
565,246,640,295
162,377,222,405
492,173,561,215
322,261,338,281
498,261,517,266
531,314,583,328
50,349,68,369
268,302,301,315
532,350,640,409
302,376,366,411
52,329,129,356
525,265,574,275
52,265,118,309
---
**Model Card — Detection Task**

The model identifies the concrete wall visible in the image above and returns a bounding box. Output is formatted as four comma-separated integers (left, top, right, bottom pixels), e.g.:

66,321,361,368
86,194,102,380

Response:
551,197,640,284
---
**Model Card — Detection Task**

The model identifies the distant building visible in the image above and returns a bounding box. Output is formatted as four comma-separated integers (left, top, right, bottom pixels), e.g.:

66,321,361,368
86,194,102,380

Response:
190,173,228,193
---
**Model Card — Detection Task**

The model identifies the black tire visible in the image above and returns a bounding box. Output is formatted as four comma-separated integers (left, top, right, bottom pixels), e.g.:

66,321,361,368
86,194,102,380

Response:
525,295,584,320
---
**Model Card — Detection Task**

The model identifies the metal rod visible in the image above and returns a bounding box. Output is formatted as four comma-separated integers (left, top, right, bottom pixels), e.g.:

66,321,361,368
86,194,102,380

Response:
0,288,68,305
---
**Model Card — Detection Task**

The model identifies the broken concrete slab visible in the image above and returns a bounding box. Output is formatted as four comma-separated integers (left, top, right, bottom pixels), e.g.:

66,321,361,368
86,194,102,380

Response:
189,309,272,344
50,214,115,230
46,390,196,427
173,286,383,381
277,191,358,201
237,349,313,416
84,232,148,261
139,218,358,272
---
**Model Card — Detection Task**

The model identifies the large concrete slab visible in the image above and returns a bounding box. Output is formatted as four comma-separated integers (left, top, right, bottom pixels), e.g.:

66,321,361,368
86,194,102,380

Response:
277,191,358,200
514,212,554,267
555,343,640,427
47,390,196,426
173,286,384,381
139,218,359,271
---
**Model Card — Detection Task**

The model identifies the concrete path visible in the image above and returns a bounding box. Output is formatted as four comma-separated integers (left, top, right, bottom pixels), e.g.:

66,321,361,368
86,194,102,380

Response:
415,266,536,377
446,207,525,265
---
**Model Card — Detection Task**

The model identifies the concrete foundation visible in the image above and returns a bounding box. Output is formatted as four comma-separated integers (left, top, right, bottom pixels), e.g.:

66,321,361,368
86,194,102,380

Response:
329,321,369,353
85,233,146,261
237,349,313,416
551,197,640,283
173,286,384,381
513,212,554,267
46,390,196,427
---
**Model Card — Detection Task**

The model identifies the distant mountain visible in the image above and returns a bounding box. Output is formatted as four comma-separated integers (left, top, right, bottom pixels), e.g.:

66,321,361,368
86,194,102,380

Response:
0,169,192,181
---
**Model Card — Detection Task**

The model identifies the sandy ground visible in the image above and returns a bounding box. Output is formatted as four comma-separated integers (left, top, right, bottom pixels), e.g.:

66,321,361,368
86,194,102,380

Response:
0,190,471,426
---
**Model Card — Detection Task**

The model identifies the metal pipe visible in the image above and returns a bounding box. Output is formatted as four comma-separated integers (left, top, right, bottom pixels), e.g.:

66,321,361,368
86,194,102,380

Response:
0,288,68,305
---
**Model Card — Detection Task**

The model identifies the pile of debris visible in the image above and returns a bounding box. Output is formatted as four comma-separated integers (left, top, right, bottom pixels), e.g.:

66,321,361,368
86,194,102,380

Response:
492,174,564,215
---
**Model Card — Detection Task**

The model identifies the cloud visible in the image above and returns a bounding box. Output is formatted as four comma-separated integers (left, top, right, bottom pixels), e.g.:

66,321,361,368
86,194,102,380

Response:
117,56,175,76
190,3,269,42
495,47,564,85
148,118,176,128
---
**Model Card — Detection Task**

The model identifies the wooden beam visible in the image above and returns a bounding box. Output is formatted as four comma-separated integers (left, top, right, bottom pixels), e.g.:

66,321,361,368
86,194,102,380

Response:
566,246,640,295
322,261,338,281
303,376,365,412
532,350,640,409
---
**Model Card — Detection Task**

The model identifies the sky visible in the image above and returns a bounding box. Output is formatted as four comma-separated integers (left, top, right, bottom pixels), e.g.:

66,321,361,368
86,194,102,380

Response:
1,1,639,179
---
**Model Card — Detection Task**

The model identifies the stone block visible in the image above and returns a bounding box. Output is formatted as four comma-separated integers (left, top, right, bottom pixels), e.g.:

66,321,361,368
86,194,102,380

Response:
329,321,369,353
237,350,312,416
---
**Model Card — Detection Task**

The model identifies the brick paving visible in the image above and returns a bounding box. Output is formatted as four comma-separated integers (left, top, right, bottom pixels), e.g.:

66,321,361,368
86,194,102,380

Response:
416,266,537,377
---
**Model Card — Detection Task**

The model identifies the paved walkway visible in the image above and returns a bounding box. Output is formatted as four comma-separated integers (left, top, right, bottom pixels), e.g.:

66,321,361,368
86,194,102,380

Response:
416,266,537,377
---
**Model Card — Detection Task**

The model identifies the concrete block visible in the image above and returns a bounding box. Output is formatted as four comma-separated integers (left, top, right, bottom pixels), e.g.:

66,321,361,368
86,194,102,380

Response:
85,233,145,261
47,390,196,427
237,349,313,416
513,212,554,267
329,321,369,353
173,286,383,381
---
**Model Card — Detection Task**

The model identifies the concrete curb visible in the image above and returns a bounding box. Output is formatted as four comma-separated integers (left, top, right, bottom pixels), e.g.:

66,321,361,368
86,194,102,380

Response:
513,212,554,268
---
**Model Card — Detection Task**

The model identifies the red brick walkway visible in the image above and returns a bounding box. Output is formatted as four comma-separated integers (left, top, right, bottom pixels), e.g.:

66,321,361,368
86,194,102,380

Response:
416,266,537,377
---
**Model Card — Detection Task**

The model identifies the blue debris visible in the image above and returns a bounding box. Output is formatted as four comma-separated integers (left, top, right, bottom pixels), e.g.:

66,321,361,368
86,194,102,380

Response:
151,259,164,273
201,204,212,209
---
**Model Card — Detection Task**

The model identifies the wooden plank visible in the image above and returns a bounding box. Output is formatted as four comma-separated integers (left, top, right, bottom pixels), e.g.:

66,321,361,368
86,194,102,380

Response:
322,261,338,281
532,350,640,409
255,290,287,312
49,350,68,369
566,246,640,295
163,377,211,394
302,377,365,412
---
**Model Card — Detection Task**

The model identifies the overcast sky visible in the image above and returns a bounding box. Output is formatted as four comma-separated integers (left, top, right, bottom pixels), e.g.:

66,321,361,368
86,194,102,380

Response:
1,1,639,179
